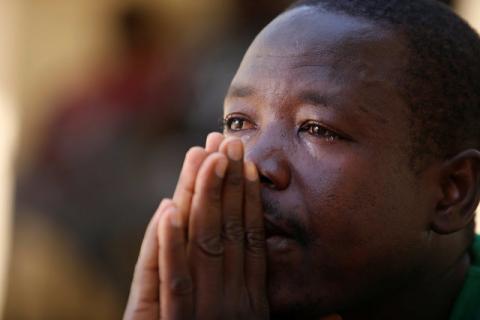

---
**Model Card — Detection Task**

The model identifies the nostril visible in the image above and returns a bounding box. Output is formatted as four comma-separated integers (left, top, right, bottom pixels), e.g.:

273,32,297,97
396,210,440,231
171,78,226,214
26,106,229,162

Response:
248,153,291,190
260,175,275,188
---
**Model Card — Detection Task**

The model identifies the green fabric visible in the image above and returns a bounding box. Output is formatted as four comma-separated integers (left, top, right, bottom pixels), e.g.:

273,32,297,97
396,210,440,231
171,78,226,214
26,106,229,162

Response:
449,235,480,320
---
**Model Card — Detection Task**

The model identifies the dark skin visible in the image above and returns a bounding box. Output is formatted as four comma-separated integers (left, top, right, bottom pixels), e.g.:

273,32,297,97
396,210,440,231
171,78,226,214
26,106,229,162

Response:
124,6,480,320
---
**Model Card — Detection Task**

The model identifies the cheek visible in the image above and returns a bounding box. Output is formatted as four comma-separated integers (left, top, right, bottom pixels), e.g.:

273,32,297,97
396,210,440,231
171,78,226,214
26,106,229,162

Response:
297,151,423,263
299,153,426,269
298,151,381,224
300,158,380,260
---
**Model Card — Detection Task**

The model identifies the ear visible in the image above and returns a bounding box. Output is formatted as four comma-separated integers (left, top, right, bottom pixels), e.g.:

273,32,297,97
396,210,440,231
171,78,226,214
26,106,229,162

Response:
432,149,480,234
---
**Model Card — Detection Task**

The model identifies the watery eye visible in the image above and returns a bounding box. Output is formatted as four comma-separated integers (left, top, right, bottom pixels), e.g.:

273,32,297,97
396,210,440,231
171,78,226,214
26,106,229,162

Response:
230,118,244,130
302,122,341,142
224,116,254,131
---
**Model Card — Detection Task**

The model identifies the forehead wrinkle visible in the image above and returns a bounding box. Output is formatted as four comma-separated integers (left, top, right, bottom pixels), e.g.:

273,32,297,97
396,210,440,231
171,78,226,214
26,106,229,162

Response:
230,63,393,128
245,48,337,60
231,13,405,128
226,85,256,99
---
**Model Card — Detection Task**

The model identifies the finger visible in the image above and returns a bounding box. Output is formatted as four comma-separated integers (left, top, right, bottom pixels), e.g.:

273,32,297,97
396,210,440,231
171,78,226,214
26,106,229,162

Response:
218,138,246,294
188,152,228,319
243,161,268,314
173,131,223,218
123,199,170,320
205,131,224,153
173,146,209,224
159,203,194,320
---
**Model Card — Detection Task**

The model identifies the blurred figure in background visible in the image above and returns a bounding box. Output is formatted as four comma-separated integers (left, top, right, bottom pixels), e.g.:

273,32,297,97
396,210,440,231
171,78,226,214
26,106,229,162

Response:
0,0,19,317
10,4,193,319
189,0,292,131
0,71,18,320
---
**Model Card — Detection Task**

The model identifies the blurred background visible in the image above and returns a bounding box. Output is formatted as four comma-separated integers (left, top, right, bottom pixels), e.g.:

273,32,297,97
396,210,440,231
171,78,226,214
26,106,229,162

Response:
0,0,478,319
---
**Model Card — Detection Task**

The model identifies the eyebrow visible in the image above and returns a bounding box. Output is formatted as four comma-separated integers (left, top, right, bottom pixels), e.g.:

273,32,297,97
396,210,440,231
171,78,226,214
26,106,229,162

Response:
226,84,389,126
226,85,256,99
298,90,332,108
226,85,331,103
225,85,335,113
300,90,389,124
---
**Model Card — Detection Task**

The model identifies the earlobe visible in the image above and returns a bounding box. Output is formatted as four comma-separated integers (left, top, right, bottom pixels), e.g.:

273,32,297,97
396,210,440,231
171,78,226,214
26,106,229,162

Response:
432,149,480,234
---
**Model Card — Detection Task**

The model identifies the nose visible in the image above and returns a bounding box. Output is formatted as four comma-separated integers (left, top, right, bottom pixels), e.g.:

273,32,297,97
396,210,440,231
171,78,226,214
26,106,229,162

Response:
245,138,292,191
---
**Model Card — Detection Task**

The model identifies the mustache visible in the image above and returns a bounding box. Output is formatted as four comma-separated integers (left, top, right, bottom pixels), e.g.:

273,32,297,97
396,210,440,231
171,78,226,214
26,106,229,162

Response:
261,195,311,246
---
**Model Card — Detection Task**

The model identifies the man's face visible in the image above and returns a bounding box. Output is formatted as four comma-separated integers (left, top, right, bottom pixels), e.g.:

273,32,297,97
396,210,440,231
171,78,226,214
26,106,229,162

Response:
224,7,435,318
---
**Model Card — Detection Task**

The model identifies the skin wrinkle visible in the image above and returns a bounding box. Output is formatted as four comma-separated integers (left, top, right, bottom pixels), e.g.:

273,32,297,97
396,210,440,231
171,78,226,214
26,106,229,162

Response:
240,50,398,128
227,86,256,99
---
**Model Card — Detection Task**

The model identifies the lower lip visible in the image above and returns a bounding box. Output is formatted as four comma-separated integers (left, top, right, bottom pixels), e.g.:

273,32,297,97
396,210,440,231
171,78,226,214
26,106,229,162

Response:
266,236,296,252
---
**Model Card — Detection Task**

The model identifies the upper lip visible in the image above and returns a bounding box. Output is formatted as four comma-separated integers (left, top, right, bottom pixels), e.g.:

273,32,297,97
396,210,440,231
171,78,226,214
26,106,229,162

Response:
264,217,294,239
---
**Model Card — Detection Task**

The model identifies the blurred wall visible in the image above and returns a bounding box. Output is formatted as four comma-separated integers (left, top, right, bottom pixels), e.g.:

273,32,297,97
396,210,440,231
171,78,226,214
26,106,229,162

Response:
17,0,123,172
0,104,17,318
15,0,234,174
0,0,20,315
456,0,480,32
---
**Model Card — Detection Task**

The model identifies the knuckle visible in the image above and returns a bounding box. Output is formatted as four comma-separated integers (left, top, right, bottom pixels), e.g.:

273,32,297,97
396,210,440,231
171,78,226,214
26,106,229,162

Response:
195,235,224,257
245,227,266,250
222,219,244,242
169,276,194,296
182,184,195,198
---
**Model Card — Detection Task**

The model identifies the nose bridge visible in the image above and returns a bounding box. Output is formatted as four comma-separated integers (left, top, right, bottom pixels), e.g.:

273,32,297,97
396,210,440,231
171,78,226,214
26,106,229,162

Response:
245,122,292,190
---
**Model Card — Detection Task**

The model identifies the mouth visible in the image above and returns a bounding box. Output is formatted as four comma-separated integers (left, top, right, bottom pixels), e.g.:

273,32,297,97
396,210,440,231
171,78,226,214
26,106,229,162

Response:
264,218,299,253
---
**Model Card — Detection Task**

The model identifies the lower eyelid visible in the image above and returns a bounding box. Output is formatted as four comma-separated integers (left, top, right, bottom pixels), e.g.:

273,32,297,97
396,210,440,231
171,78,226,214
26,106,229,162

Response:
298,124,343,142
227,115,256,130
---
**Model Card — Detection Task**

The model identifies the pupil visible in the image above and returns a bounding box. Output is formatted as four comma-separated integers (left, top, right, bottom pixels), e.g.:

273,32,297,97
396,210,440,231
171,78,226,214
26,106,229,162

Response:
232,119,242,130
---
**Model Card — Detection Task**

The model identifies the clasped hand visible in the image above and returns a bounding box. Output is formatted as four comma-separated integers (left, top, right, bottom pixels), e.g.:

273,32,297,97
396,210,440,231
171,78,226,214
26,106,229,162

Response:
124,133,269,320
124,133,342,320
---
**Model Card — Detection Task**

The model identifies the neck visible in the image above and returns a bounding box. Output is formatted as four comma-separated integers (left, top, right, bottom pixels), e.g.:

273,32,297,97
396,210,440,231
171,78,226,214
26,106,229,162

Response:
339,252,470,320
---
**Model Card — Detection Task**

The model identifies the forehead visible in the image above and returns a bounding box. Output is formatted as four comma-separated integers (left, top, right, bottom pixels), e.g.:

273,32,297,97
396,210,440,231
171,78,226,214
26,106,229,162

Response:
227,7,410,123
242,6,407,74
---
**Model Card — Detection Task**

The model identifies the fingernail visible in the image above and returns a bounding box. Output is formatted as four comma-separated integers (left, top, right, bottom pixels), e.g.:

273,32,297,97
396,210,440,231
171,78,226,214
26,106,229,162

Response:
167,207,182,227
215,158,228,178
245,161,258,181
227,140,243,161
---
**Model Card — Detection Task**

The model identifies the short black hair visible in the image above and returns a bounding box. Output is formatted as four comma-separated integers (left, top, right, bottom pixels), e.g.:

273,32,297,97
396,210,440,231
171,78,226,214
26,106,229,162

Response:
287,0,480,169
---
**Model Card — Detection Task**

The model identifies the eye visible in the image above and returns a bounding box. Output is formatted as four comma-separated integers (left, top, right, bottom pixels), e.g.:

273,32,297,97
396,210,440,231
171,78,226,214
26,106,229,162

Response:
300,122,342,142
223,115,255,132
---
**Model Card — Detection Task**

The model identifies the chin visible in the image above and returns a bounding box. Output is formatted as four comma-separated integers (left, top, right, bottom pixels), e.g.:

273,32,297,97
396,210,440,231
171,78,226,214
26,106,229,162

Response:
266,266,333,320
